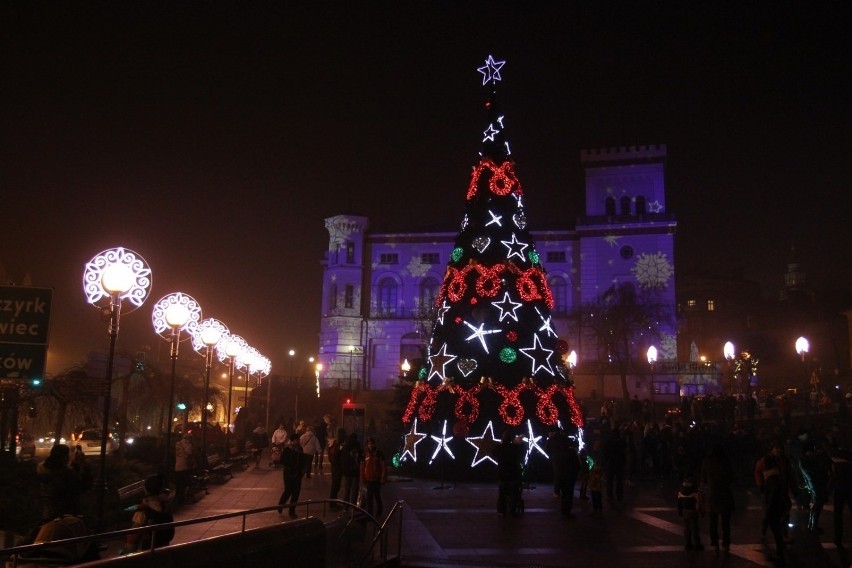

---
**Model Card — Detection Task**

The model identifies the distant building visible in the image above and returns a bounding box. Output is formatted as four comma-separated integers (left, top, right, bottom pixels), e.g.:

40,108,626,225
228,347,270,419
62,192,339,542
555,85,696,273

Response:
316,145,681,397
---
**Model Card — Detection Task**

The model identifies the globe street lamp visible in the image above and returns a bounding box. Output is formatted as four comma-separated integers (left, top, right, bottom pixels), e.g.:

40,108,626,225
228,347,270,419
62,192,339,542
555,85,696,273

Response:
647,346,658,423
217,334,247,453
192,318,228,468
152,292,201,482
401,359,411,380
83,246,151,529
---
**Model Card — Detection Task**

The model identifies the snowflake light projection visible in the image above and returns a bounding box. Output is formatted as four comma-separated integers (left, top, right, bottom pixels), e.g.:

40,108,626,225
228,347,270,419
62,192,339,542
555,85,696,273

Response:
406,256,431,277
631,252,673,289
659,334,678,361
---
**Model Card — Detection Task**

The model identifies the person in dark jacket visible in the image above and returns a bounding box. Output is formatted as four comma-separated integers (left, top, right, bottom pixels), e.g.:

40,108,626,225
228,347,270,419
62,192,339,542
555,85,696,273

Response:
495,430,524,517
340,432,363,507
700,444,736,553
276,433,304,518
546,428,581,519
603,427,627,503
36,444,88,522
799,439,832,534
677,478,704,551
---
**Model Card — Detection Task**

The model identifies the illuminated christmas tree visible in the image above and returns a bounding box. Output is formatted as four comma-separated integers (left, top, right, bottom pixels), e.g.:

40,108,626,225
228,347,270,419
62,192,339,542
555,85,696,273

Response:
402,56,583,468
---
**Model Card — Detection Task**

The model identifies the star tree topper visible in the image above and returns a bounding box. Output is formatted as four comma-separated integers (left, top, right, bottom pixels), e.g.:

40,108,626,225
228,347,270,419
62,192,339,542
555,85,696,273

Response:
477,55,505,85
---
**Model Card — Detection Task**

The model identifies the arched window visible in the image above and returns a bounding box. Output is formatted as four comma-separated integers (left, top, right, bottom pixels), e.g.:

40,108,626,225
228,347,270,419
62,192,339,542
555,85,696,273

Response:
620,196,631,216
605,196,616,216
548,275,568,315
419,277,439,313
377,277,398,317
329,284,338,310
635,196,646,216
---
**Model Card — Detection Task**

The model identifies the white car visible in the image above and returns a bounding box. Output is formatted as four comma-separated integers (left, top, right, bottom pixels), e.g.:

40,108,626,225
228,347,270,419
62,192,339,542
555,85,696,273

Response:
73,429,118,456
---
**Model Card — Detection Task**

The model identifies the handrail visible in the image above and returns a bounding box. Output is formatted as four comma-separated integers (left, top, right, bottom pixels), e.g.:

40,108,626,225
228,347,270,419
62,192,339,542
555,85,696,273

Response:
360,500,405,566
1,498,394,567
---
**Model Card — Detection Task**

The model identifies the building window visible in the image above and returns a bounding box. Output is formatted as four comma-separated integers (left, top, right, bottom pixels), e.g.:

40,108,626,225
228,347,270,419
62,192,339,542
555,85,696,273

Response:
379,253,399,265
548,276,568,314
635,196,646,215
546,251,566,263
687,299,696,308
707,299,715,311
605,196,616,216
419,277,439,312
377,277,398,317
620,196,631,216
619,245,634,260
344,284,354,309
329,284,338,310
421,252,440,265
346,241,355,264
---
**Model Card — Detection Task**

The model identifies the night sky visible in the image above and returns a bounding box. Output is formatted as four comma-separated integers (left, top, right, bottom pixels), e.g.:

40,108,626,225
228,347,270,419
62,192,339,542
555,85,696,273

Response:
2,3,849,375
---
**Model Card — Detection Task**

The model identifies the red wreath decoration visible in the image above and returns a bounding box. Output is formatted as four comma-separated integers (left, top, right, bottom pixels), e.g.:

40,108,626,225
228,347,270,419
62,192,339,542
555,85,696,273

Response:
535,384,560,426
467,158,523,200
402,382,427,424
493,383,528,426
418,385,440,423
454,384,483,424
445,267,468,302
475,263,504,298
558,385,585,428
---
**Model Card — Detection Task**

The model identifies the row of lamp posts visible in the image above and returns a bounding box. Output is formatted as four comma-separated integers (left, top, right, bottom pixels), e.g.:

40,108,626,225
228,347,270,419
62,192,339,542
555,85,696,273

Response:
84,246,270,529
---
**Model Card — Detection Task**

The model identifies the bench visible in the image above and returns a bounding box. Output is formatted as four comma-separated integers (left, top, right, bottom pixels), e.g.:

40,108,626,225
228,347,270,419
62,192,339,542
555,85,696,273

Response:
118,480,147,512
205,453,233,483
228,447,251,470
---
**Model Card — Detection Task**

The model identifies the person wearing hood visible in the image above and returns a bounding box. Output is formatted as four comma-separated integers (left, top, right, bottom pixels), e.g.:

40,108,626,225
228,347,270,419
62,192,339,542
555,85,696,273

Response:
121,474,175,554
36,444,89,522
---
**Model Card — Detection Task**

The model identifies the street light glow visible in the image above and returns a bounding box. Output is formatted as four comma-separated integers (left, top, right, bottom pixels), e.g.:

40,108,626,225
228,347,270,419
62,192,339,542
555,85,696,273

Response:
723,341,735,361
647,345,657,365
796,336,809,357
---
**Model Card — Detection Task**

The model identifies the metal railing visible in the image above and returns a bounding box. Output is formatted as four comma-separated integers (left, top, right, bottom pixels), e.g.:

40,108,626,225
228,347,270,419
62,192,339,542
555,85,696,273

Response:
1,498,406,568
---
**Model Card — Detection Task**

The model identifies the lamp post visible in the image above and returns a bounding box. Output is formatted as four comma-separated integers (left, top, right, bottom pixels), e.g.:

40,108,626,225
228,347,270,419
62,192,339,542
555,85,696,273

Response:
285,349,295,425
152,292,201,482
217,334,247,453
724,341,735,393
796,336,816,392
83,247,152,529
192,318,228,469
647,346,658,424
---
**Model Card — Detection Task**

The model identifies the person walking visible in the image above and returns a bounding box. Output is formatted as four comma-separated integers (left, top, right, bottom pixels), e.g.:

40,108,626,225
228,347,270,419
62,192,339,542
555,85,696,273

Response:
677,477,704,551
603,427,627,504
360,437,387,517
340,433,363,507
173,432,194,506
494,430,524,517
270,423,288,467
799,438,832,534
546,428,580,519
314,417,328,474
762,441,797,564
277,433,304,518
299,426,321,479
831,445,852,549
700,444,736,553
327,428,345,508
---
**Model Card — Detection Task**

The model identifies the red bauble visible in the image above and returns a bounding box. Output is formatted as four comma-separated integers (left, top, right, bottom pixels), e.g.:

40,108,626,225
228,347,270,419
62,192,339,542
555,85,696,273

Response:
555,339,569,355
506,331,518,342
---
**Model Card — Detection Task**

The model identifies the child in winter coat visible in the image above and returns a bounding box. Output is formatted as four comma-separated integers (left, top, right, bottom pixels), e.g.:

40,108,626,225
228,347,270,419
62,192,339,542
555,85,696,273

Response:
677,478,704,551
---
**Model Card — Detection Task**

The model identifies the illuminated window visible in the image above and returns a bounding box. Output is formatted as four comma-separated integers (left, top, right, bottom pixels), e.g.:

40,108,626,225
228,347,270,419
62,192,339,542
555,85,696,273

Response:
377,277,398,317
707,299,715,311
346,242,355,264
419,277,439,311
344,285,354,309
379,253,399,265
687,299,696,308
546,251,566,263
548,276,568,314
421,253,440,264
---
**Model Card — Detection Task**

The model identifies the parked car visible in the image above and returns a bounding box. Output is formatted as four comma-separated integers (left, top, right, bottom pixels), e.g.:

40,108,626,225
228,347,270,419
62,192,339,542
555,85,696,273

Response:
72,428,118,456
15,429,36,461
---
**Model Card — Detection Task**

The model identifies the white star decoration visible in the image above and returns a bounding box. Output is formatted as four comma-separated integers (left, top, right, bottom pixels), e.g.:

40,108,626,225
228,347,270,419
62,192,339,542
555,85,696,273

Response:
429,420,456,464
437,300,451,325
482,124,499,142
486,210,503,227
401,419,427,462
463,320,502,354
477,55,505,85
501,233,529,261
648,200,663,213
534,307,556,338
519,333,555,376
428,343,457,382
492,292,523,322
466,421,499,466
522,420,548,464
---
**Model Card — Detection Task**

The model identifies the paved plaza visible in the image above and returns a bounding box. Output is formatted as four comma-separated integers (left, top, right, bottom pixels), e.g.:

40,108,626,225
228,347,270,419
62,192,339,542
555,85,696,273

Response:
164,459,850,568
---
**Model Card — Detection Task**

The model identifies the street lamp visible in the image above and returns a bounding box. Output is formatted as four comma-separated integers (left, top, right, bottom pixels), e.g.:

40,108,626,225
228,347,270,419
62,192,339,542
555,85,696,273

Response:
796,336,816,391
282,349,295,426
647,346,658,424
217,333,247,452
401,359,411,380
192,318,228,468
723,341,735,393
152,292,201,482
83,246,152,529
